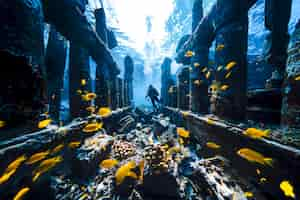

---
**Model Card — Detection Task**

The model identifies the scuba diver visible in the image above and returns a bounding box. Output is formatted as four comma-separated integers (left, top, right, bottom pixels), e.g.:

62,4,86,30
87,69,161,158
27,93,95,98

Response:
146,85,160,111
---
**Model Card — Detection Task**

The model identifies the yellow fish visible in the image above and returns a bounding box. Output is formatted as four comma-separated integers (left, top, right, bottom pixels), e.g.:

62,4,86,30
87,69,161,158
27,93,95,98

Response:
216,44,225,51
32,156,63,182
178,137,185,145
225,61,237,71
194,80,202,86
201,67,208,73
244,192,253,198
260,177,267,183
220,85,229,91
243,128,270,139
206,142,221,149
194,62,201,68
51,144,64,154
76,89,83,95
177,127,190,138
225,72,232,79
206,118,215,125
100,159,119,169
26,150,50,165
68,141,81,149
237,148,273,166
185,50,195,57
206,71,211,79
294,75,300,81
0,155,27,184
139,160,145,182
81,93,97,101
81,79,87,86
98,107,112,117
86,106,96,113
115,161,138,185
217,66,223,71
38,119,52,129
83,122,103,133
13,187,30,200
280,181,295,199
0,120,6,128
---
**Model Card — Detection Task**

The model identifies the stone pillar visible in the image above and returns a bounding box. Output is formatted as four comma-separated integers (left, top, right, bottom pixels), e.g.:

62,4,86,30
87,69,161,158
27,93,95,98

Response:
116,77,124,108
264,0,292,87
190,0,209,114
192,0,203,32
94,8,110,108
177,67,190,110
69,43,91,118
281,20,300,132
45,26,68,120
124,56,134,106
161,58,172,106
212,0,249,121
167,78,177,108
109,77,118,110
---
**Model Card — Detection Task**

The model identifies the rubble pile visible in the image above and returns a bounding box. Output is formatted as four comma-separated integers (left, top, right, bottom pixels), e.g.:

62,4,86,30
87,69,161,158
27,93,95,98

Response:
48,110,248,200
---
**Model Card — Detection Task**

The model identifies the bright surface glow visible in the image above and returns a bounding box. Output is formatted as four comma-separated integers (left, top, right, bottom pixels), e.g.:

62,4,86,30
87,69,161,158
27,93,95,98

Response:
90,0,174,58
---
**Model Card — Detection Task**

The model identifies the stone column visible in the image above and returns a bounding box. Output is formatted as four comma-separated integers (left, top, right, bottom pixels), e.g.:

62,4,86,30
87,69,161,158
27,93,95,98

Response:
281,20,300,132
45,26,68,121
116,77,124,108
190,0,210,114
69,43,91,118
124,56,134,106
161,58,172,106
177,67,190,110
94,8,110,108
212,0,249,121
264,0,292,88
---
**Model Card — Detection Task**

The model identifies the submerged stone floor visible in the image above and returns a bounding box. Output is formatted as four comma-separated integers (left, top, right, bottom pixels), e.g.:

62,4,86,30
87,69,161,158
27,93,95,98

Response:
0,108,298,200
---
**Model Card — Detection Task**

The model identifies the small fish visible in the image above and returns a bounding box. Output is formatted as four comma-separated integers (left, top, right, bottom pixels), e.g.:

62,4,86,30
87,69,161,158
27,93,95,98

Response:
206,142,221,149
115,161,138,185
139,160,145,182
181,111,190,117
81,79,87,86
32,156,63,182
225,61,237,70
243,128,270,139
51,144,64,154
86,106,96,113
178,137,185,145
13,187,30,200
260,177,267,183
256,169,261,175
68,141,81,149
83,122,103,133
76,89,83,95
206,118,215,125
38,119,52,129
216,44,225,51
220,85,229,91
98,107,112,117
237,148,273,166
100,159,119,169
217,66,223,71
168,87,174,93
177,127,190,138
225,71,232,79
280,181,295,199
205,71,211,79
189,67,193,72
26,150,50,165
294,75,300,81
81,93,97,101
201,67,208,73
185,50,195,58
244,192,253,198
0,120,6,128
0,155,27,184
194,62,201,68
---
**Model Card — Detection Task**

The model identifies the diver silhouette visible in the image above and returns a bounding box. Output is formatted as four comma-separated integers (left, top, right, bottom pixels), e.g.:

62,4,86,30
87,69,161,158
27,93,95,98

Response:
146,85,160,111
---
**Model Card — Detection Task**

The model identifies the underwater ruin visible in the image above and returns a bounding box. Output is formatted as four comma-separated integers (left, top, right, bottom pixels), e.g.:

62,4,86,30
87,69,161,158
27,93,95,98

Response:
0,0,300,199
